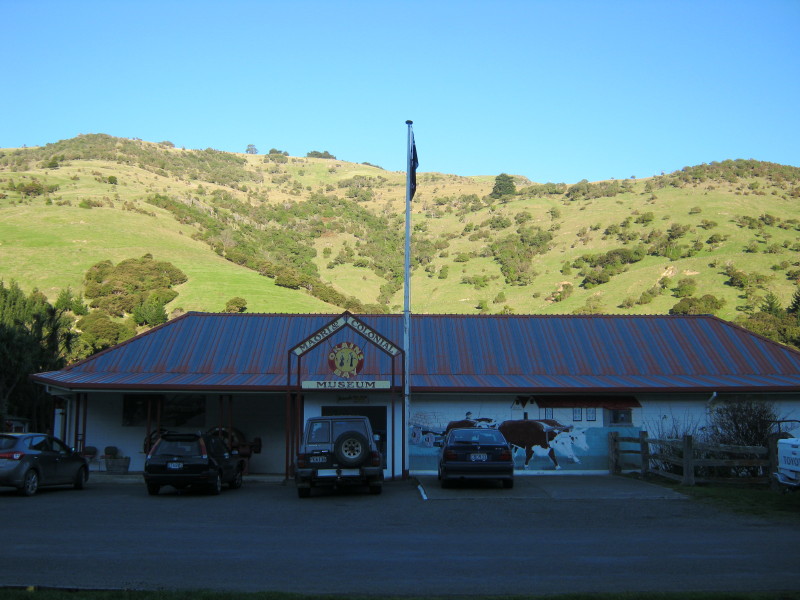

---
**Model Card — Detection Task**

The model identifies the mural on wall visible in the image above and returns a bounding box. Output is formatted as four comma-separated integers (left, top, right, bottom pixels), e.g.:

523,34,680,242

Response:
409,409,633,471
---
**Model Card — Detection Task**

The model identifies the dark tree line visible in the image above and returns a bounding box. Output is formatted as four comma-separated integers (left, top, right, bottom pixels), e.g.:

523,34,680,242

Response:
0,282,74,431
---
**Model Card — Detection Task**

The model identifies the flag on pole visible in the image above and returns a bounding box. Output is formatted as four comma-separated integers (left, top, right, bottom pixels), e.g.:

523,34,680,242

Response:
409,131,418,200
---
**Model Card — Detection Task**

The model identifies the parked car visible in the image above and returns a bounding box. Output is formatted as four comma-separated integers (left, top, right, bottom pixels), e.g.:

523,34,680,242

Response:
437,427,514,488
774,437,800,491
0,433,89,496
143,431,246,495
295,415,383,497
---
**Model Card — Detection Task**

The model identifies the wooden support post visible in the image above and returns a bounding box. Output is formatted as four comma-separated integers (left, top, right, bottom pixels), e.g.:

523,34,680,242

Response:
608,431,619,474
639,430,650,477
682,434,695,486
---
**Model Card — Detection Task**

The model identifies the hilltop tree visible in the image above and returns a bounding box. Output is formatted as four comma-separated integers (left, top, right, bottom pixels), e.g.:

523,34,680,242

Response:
246,144,258,155
490,173,516,199
307,150,336,159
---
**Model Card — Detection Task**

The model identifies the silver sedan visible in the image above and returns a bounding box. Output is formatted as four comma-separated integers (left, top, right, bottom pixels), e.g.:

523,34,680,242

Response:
0,433,89,496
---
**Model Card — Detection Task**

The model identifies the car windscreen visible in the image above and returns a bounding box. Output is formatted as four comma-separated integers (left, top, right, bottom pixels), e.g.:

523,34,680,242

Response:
0,436,17,450
153,439,203,457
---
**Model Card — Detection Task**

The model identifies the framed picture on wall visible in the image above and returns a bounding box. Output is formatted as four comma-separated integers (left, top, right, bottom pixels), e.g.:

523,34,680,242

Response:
573,407,582,421
586,407,597,421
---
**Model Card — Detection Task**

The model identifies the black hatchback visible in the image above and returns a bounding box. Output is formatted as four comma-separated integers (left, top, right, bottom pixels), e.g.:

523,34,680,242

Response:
143,432,246,495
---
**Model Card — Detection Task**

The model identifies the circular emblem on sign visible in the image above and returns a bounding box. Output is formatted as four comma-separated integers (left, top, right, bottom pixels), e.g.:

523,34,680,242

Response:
328,342,364,379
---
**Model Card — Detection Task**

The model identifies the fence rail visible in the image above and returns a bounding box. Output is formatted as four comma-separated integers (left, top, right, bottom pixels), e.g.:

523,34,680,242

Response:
608,431,784,486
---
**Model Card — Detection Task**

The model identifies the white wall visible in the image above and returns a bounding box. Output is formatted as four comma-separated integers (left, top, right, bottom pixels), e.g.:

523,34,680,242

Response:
302,392,405,479
59,392,287,473
62,390,800,475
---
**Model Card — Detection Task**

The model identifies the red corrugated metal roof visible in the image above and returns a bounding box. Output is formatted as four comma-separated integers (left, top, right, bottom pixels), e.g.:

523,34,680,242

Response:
32,312,800,393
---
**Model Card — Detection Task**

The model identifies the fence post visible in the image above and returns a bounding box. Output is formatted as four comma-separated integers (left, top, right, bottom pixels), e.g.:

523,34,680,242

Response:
639,430,649,477
608,431,619,474
682,434,695,486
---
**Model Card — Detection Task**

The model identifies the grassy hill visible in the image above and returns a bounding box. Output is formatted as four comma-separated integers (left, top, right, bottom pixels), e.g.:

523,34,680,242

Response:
2,134,800,326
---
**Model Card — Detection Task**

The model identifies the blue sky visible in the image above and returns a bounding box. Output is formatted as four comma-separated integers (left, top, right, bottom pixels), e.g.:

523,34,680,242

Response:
2,0,798,184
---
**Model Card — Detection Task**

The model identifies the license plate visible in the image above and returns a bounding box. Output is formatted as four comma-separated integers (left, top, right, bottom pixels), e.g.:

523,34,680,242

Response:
310,456,326,463
470,453,488,462
167,462,183,470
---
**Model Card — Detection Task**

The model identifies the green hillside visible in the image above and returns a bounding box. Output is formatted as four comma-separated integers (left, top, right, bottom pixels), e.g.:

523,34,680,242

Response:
2,134,800,329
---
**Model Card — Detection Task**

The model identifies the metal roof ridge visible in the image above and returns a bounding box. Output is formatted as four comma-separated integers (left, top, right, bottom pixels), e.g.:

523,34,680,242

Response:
705,313,800,358
59,311,197,372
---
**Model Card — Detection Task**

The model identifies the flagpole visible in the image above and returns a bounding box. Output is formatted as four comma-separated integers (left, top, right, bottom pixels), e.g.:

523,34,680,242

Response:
403,120,414,477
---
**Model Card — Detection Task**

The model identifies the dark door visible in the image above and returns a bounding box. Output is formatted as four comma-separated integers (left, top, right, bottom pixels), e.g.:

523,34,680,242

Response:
50,437,79,483
29,435,58,484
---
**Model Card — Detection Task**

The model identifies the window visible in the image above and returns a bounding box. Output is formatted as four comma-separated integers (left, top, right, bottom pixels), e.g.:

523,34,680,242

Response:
608,409,632,425
51,437,70,455
29,436,50,451
155,440,201,457
123,395,205,428
308,421,330,444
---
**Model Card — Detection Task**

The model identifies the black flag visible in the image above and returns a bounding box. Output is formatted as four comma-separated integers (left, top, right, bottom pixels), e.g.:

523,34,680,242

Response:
409,131,418,200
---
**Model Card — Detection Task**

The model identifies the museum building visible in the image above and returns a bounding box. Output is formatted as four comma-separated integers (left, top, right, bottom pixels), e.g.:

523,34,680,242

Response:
31,311,800,477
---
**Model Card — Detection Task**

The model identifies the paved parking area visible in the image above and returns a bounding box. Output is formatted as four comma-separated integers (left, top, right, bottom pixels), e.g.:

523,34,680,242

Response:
2,472,796,596
415,472,688,500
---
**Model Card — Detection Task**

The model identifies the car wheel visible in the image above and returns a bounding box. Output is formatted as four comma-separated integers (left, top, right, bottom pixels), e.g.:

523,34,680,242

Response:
209,472,222,495
297,486,311,498
333,431,368,467
73,466,87,490
21,469,39,496
229,468,243,490
147,483,161,496
503,478,514,489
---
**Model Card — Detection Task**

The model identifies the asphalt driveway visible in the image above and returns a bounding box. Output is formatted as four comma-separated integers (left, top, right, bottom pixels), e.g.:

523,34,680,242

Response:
415,472,688,500
1,473,797,596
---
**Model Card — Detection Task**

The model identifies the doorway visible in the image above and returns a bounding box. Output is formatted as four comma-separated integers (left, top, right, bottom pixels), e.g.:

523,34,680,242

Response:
322,405,388,467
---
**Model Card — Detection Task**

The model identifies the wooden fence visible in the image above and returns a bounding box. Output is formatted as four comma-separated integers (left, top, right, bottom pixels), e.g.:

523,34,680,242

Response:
608,431,785,486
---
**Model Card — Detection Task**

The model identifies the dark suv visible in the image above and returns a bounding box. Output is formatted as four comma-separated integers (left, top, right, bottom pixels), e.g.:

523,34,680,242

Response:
143,432,246,496
295,415,383,497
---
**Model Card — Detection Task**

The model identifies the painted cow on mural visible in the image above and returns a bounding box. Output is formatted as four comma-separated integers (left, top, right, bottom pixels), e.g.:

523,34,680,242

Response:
497,419,574,469
550,429,589,464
